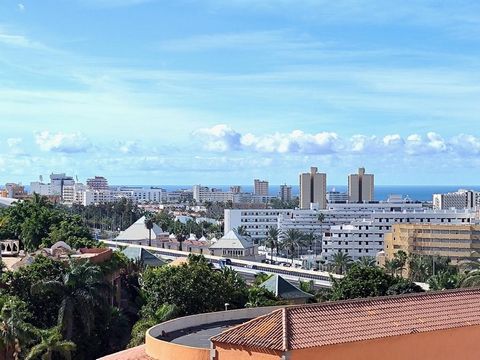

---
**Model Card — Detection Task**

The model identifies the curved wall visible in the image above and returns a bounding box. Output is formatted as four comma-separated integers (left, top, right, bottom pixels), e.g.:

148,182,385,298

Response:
145,306,282,360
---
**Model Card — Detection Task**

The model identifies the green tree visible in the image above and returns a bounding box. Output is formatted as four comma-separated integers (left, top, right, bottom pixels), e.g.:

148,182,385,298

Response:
264,228,279,261
331,251,352,275
129,304,179,348
144,215,154,247
0,297,36,360
357,257,376,268
140,254,247,317
280,229,304,264
246,287,279,308
31,261,109,341
26,327,76,360
330,263,423,301
43,215,94,249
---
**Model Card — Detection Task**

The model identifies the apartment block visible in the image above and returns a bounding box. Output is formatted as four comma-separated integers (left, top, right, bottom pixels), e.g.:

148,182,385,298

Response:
385,223,480,264
348,167,374,203
299,167,326,209
253,179,269,196
433,189,480,210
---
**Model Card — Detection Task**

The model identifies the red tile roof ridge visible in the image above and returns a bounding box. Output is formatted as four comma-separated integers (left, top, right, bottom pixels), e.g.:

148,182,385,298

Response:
211,288,480,351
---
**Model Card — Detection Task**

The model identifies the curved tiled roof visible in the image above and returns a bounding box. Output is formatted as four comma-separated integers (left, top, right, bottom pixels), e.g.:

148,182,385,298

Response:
211,288,480,351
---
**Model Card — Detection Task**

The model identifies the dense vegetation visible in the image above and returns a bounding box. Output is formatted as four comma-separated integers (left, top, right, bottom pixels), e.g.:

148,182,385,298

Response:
2,195,480,359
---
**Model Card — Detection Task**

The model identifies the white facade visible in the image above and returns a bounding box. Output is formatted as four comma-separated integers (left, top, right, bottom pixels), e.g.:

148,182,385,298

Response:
322,209,478,261
224,209,293,242
326,191,349,203
193,185,234,203
62,183,87,205
31,173,75,199
433,189,480,210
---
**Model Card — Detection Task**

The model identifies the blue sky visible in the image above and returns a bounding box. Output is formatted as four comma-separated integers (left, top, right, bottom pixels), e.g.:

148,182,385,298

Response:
1,0,480,185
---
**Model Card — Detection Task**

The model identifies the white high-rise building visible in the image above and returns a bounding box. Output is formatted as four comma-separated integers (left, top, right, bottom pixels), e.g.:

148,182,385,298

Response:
433,189,480,210
254,179,269,196
299,167,326,209
348,167,374,203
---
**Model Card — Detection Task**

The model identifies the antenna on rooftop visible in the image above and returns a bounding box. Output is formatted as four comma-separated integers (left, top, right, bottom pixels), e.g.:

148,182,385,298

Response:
39,175,43,183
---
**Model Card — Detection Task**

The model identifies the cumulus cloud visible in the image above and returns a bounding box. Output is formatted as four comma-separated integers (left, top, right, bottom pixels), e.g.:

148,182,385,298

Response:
35,131,90,153
193,124,480,158
193,124,242,152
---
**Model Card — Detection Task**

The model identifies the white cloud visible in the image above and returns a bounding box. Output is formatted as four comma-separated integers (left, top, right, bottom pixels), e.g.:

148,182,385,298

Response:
193,124,242,152
194,124,480,158
17,3,25,12
35,131,90,153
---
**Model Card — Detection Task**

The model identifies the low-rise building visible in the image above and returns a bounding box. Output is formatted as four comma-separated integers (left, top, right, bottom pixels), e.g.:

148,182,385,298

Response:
209,229,259,260
101,288,480,360
116,216,170,246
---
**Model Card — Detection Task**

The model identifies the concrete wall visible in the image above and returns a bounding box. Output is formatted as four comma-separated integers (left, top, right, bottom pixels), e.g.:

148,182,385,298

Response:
145,307,282,360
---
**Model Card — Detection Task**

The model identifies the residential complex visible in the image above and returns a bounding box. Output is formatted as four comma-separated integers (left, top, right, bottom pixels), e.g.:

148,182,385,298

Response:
102,289,480,360
384,223,480,264
253,179,269,196
322,209,477,261
193,185,235,203
326,190,348,203
433,189,480,210
299,167,326,210
348,167,374,203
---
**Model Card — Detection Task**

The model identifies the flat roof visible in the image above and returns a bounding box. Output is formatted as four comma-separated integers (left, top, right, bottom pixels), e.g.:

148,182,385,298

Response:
160,319,250,348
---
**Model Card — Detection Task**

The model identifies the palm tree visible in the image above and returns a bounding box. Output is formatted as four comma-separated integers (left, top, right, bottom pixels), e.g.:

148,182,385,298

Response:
280,229,305,264
0,299,36,360
331,251,352,275
26,327,76,360
144,215,154,247
31,260,109,341
459,258,480,287
357,256,376,267
236,226,247,236
176,233,186,252
408,254,430,282
264,228,279,261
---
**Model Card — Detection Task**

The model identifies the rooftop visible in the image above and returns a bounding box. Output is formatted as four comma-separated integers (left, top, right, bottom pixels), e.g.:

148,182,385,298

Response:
209,229,254,250
211,288,480,351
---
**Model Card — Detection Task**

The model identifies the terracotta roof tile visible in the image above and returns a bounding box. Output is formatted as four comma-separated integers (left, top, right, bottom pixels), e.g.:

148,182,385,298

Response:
97,345,152,360
211,288,480,351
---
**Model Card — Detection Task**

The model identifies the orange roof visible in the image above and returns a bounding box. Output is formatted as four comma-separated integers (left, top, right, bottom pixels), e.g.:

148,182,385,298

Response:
97,345,152,360
211,288,480,351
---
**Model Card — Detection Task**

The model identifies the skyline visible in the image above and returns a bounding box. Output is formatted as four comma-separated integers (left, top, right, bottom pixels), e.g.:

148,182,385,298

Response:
2,1,480,184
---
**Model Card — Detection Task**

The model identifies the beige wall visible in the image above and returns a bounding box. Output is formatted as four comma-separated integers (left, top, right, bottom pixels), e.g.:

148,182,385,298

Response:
288,324,480,360
385,223,480,265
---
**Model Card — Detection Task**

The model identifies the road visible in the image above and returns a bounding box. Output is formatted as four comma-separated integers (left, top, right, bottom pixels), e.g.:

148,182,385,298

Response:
102,240,338,288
